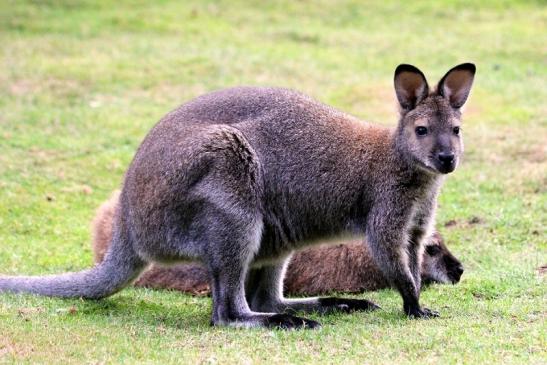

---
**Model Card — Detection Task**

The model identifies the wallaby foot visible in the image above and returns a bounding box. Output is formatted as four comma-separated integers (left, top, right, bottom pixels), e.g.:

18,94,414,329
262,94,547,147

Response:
264,313,321,329
254,297,380,315
317,297,381,313
210,312,321,329
405,306,440,319
245,263,380,315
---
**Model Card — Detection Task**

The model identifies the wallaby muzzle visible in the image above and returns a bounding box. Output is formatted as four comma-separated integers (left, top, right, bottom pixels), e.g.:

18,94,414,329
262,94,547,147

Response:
444,254,464,284
436,151,457,173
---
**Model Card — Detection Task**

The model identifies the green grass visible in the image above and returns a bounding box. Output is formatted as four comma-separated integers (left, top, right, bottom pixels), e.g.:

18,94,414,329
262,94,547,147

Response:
0,0,545,363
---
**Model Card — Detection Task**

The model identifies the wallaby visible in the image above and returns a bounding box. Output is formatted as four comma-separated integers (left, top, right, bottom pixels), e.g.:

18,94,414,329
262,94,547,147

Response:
92,191,464,295
0,63,475,329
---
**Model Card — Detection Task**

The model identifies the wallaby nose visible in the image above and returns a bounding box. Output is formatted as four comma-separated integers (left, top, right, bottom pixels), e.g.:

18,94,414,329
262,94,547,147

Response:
451,264,464,283
438,152,455,164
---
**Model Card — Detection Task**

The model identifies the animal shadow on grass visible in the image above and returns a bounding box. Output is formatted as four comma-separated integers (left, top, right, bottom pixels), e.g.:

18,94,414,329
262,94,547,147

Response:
68,293,213,329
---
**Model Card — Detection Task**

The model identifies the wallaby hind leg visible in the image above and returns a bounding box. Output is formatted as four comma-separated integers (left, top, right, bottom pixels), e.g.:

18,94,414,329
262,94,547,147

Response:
246,259,380,314
204,224,320,329
191,126,319,329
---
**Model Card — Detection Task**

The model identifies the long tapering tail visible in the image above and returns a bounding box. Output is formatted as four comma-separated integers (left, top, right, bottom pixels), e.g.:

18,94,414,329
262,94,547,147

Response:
0,235,147,299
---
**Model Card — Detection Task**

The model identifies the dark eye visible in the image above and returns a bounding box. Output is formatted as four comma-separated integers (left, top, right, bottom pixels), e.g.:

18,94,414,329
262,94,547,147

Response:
415,126,428,136
453,126,460,135
426,245,441,256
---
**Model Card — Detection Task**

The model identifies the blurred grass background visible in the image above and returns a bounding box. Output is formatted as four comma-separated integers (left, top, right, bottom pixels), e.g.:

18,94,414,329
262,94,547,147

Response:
0,1,545,364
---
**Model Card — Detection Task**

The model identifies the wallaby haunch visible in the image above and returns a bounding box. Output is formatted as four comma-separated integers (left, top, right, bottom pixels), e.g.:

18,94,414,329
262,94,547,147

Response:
92,191,464,295
0,63,475,329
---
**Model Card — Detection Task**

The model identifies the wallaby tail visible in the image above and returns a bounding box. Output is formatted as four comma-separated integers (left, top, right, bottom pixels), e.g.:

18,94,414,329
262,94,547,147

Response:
0,235,146,299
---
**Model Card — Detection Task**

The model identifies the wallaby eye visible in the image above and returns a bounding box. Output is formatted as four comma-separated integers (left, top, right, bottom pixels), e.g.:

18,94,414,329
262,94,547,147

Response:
415,126,428,136
426,245,441,256
453,126,460,135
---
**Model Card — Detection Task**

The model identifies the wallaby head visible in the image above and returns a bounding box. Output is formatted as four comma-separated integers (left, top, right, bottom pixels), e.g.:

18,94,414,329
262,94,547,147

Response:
421,232,464,285
394,63,476,174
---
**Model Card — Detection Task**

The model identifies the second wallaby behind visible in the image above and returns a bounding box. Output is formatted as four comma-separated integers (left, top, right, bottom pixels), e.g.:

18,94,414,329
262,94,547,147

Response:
0,63,475,329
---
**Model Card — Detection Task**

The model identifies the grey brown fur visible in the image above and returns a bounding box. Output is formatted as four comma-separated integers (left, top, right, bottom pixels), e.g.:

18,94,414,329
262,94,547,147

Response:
92,191,464,295
0,63,475,329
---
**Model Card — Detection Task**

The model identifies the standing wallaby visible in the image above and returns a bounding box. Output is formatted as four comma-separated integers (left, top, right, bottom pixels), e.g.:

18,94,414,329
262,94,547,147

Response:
92,191,464,295
0,63,475,329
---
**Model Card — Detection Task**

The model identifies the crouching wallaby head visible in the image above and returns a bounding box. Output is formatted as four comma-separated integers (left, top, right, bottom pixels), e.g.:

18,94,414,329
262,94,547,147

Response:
92,191,464,295
0,63,475,329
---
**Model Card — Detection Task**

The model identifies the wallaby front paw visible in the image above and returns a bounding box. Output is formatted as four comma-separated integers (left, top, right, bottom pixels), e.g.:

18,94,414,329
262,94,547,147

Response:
265,314,321,330
319,297,381,313
406,306,440,319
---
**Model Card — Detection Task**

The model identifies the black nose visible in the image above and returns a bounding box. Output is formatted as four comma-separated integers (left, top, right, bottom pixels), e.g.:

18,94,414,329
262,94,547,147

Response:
450,264,464,283
438,152,455,165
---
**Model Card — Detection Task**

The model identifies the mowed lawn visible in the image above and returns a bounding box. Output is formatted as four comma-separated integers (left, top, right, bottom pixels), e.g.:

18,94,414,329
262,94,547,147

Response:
0,1,545,363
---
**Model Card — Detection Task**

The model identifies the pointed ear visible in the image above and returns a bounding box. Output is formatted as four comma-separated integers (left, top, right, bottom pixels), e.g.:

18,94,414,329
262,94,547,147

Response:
438,63,476,108
394,64,429,111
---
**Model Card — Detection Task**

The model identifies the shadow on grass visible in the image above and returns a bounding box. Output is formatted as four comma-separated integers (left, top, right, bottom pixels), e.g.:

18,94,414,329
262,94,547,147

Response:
81,294,212,329
1,289,212,330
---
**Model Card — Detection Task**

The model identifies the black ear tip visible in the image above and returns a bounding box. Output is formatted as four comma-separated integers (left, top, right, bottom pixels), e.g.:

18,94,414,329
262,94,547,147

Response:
454,63,476,75
394,64,423,77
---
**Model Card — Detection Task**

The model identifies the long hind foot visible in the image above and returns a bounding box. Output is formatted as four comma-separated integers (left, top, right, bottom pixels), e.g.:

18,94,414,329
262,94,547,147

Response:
246,264,381,315
212,312,321,330
265,313,321,329
317,297,381,313
405,306,440,319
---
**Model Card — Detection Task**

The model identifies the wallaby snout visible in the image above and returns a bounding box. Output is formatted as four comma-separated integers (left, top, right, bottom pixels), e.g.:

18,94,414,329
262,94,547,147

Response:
433,133,459,174
445,255,465,284
436,151,456,173
453,264,465,283
422,233,465,285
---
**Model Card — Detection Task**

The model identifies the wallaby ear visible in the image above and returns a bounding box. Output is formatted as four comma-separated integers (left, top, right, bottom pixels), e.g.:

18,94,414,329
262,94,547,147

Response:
394,64,429,111
437,63,476,108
